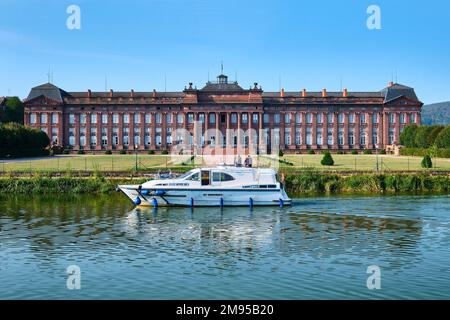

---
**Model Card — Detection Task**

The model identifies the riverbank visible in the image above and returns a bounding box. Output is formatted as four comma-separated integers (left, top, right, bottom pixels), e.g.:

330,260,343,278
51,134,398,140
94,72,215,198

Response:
0,172,448,196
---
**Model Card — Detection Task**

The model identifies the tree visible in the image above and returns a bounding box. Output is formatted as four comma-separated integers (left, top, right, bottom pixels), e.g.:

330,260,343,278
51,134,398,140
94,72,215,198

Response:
415,126,436,148
0,122,49,157
399,124,418,147
435,126,450,148
421,155,432,168
321,151,334,166
2,97,24,124
428,126,444,146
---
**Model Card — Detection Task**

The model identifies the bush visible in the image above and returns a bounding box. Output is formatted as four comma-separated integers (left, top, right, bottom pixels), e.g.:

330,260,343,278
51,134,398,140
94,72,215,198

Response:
363,149,372,155
0,122,50,158
321,151,334,166
105,150,112,155
77,150,85,155
435,126,450,148
400,147,450,158
415,126,444,148
421,155,432,168
351,150,358,155
379,149,386,155
336,151,344,154
278,149,284,157
63,149,70,155
148,150,155,155
119,150,126,155
161,150,169,155
307,150,315,155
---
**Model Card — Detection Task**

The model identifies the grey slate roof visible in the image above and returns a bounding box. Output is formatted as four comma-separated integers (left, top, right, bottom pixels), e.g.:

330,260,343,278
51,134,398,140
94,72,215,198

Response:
381,83,419,103
26,83,68,103
201,81,245,92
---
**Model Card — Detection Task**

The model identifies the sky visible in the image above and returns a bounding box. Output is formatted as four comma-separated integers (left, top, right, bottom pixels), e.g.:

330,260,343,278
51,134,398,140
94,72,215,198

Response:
1,0,450,104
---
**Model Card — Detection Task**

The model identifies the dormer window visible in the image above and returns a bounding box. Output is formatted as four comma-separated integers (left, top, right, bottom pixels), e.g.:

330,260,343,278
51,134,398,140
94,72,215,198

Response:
217,74,228,84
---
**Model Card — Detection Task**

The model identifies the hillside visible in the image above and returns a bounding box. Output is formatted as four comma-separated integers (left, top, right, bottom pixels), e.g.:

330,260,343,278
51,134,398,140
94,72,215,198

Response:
422,102,450,125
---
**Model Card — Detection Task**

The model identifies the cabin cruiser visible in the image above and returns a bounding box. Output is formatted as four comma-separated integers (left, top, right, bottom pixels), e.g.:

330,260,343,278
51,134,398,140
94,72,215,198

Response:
118,165,291,207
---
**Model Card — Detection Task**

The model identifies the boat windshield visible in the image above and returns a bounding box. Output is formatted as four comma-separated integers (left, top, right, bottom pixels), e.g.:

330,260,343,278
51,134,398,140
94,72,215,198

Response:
177,170,196,180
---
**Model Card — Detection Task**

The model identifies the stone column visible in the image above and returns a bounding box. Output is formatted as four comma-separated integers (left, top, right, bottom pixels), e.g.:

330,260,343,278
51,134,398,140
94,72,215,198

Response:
290,112,295,150
75,112,80,150
311,113,317,149
280,113,285,150
130,112,135,151
108,112,113,150
367,112,373,149
161,112,167,151
248,112,253,154
322,111,327,149
301,112,307,150
215,112,220,154
96,112,102,150
139,112,145,150
117,112,124,150
333,112,339,150
58,112,64,147
394,113,400,144
237,112,242,153
226,112,232,152
343,113,349,149
258,112,264,153
150,112,156,150
354,112,360,149
382,112,389,148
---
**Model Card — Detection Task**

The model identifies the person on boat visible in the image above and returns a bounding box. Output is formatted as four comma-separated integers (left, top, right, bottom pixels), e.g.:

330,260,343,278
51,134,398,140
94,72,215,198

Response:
235,155,242,167
244,155,253,168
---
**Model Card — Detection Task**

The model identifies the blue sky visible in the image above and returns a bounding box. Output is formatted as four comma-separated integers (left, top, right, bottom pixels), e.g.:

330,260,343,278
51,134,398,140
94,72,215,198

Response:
1,0,450,104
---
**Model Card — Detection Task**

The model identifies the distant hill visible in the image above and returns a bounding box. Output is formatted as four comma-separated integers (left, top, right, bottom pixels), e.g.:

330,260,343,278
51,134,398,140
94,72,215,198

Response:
422,102,450,125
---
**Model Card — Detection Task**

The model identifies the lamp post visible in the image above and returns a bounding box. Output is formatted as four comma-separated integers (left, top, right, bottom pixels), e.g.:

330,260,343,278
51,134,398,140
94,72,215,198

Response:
134,144,138,172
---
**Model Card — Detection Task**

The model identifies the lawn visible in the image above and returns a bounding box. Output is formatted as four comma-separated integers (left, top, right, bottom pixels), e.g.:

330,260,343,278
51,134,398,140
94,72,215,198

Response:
1,154,449,172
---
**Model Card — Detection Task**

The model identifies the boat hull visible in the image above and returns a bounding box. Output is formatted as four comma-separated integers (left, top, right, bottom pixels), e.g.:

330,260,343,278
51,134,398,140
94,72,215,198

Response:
118,185,292,207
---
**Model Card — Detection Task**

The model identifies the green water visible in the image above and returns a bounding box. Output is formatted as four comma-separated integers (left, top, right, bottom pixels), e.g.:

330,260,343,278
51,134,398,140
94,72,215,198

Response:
0,194,449,299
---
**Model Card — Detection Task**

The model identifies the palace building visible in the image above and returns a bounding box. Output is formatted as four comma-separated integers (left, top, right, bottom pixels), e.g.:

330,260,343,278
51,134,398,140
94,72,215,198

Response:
23,74,422,153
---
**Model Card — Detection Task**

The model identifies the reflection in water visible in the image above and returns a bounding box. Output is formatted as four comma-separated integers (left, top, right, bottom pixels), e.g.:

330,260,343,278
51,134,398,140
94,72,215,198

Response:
0,194,449,299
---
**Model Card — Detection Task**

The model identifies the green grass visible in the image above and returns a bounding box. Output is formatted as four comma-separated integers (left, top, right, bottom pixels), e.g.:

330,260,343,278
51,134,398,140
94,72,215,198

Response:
1,154,450,173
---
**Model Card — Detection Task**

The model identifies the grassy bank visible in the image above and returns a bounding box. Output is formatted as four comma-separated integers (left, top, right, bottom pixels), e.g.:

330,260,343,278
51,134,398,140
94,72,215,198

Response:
0,172,448,196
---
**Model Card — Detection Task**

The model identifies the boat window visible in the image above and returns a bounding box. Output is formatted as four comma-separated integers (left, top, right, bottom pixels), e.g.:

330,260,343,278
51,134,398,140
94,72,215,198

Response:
201,171,210,186
178,170,194,179
212,172,235,182
186,173,199,181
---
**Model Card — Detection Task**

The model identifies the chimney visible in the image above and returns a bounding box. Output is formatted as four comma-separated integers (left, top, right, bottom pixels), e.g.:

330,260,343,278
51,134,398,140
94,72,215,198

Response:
388,81,394,87
87,89,91,98
109,89,113,98
280,88,285,97
152,89,157,98
322,88,327,97
302,89,307,97
130,89,134,99
343,88,348,97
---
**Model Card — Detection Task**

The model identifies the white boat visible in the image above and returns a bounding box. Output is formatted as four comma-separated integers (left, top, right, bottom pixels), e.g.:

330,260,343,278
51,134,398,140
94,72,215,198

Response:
118,165,291,207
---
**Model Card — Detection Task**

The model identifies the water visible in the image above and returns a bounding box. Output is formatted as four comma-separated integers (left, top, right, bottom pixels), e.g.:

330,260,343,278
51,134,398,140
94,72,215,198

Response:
0,193,449,299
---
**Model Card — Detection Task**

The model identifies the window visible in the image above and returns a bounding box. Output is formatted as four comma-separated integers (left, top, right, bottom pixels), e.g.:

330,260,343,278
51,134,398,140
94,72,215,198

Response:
177,114,184,124
52,113,59,124
274,114,280,124
30,113,37,124
166,128,172,144
199,113,205,123
212,172,235,182
135,113,141,124
253,113,259,124
209,113,215,124
388,128,395,144
80,128,86,147
155,113,162,124
338,130,344,146
90,113,97,124
80,114,86,124
242,113,248,124
409,113,415,124
306,127,312,146
284,128,291,146
295,128,301,145
186,173,199,181
348,129,354,145
188,113,194,123
284,113,290,124
41,113,48,124
306,113,312,124
145,114,151,124
327,113,333,124
400,113,406,124
338,113,344,124
123,114,130,124
360,114,366,124
102,128,108,146
389,113,395,124
316,131,323,145
102,114,108,124
327,128,333,145
372,128,378,145
372,114,378,124
112,128,118,146
69,128,75,146
155,128,162,145
113,113,119,124
231,113,237,124
360,129,366,146
51,128,58,143
145,128,151,146
317,113,322,124
263,114,269,124
123,127,130,146
349,113,355,124
296,113,301,124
